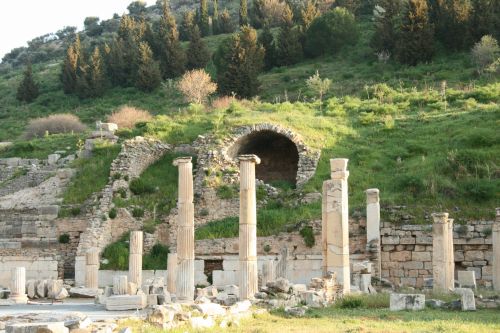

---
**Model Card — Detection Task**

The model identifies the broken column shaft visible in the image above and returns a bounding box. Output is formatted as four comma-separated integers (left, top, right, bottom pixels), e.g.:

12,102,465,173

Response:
85,248,99,289
129,231,143,288
432,213,454,291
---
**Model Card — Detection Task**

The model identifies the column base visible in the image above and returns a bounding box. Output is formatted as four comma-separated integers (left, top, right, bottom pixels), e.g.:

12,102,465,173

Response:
9,294,28,304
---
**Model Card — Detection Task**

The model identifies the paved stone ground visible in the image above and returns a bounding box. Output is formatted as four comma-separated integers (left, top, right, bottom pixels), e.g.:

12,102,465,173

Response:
0,299,147,321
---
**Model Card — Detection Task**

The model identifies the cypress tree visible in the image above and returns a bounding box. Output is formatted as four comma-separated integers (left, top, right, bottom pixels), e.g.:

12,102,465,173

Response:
136,42,162,92
117,15,142,86
187,26,211,69
219,9,235,33
61,34,82,94
17,62,39,103
275,4,303,66
259,25,276,70
370,0,403,54
212,0,220,34
239,0,249,26
251,0,265,29
215,26,264,98
468,0,497,43
432,0,472,50
106,38,128,86
180,10,196,41
86,47,106,98
158,0,186,78
396,0,435,65
300,0,320,30
199,0,210,36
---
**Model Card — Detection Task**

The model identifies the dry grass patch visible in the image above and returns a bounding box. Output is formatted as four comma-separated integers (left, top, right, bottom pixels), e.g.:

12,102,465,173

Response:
107,105,153,129
25,114,86,139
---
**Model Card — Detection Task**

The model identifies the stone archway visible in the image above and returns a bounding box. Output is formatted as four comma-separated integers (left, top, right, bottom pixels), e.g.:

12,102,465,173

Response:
228,130,299,185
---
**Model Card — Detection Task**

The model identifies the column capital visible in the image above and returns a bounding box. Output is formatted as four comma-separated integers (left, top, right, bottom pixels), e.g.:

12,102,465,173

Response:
330,158,349,179
173,156,192,166
432,212,449,224
238,154,261,164
366,188,380,204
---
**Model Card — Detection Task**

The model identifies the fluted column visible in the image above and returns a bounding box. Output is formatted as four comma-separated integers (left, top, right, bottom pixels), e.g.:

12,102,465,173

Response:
85,248,99,289
113,275,128,295
322,159,350,293
9,267,28,304
432,213,454,291
129,231,143,288
261,260,275,288
174,157,195,301
366,188,381,279
493,208,500,291
238,154,261,300
167,252,178,294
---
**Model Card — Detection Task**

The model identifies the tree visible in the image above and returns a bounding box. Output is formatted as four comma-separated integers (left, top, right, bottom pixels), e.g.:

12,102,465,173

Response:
177,69,217,104
105,39,128,86
212,0,220,34
251,0,287,28
306,70,331,113
199,0,210,36
127,1,147,18
300,0,320,30
61,34,82,94
157,0,186,78
396,0,434,65
432,0,472,50
275,5,303,66
17,62,39,103
471,35,500,73
215,26,265,98
86,47,106,97
305,7,359,57
187,26,211,69
115,15,143,86
259,25,276,70
219,9,235,33
136,42,162,92
84,16,103,37
240,0,249,26
468,0,498,44
180,10,196,41
370,0,403,55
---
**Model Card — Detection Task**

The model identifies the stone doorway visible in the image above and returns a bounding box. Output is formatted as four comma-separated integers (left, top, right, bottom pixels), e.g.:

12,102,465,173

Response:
228,130,299,186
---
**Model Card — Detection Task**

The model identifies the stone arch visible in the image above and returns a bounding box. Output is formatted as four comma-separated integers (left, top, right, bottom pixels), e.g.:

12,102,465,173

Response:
222,124,320,187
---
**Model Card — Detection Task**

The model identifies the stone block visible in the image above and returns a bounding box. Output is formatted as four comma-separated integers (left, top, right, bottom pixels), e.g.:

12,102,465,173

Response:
415,237,432,245
403,261,424,270
412,252,431,262
105,294,147,310
382,236,400,245
400,237,416,245
454,288,476,311
466,267,481,279
390,294,425,311
6,322,68,333
47,154,61,165
194,302,226,316
390,251,411,262
464,251,484,261
212,270,238,286
457,271,476,288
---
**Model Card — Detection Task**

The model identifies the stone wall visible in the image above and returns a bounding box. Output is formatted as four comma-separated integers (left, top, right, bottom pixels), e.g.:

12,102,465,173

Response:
0,251,59,287
381,220,494,287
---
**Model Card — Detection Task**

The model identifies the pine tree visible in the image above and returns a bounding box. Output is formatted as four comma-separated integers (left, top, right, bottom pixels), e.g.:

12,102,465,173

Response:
180,10,196,41
275,4,303,66
61,34,82,94
396,0,435,65
187,26,211,69
251,0,265,29
17,62,39,103
199,0,210,36
468,0,497,43
240,0,248,26
86,47,106,97
370,0,403,54
215,26,264,97
432,0,472,50
158,0,187,78
136,42,162,92
105,38,128,86
259,25,276,70
219,9,235,33
212,0,220,34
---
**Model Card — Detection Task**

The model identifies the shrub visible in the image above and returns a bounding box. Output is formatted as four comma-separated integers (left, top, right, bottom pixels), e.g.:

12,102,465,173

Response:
211,96,234,110
70,206,81,216
101,241,129,270
25,114,86,139
305,7,359,57
337,296,363,309
108,207,117,219
107,105,153,129
396,175,425,197
216,184,238,199
58,233,70,244
129,178,156,195
177,69,217,104
143,243,170,269
471,35,500,73
132,207,145,218
460,180,496,202
300,226,315,247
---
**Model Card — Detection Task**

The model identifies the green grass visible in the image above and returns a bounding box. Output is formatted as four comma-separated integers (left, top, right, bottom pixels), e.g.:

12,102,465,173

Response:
0,133,84,158
62,142,120,205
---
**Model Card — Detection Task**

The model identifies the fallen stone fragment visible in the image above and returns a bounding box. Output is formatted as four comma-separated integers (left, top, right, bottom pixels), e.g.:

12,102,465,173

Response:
454,288,476,311
105,294,147,311
189,316,215,329
390,294,425,311
194,303,226,316
6,322,69,333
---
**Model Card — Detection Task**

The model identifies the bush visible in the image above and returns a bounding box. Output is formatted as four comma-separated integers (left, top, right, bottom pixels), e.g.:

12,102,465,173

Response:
300,226,315,247
216,184,238,199
305,7,359,57
108,207,117,219
132,207,145,218
337,296,363,309
471,35,500,73
143,243,170,269
25,114,86,139
211,96,234,110
101,241,129,270
107,105,153,129
58,233,70,244
460,180,496,202
129,178,156,195
177,69,217,104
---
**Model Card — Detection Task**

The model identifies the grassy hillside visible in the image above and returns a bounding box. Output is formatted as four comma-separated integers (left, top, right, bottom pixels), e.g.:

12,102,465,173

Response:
0,17,498,232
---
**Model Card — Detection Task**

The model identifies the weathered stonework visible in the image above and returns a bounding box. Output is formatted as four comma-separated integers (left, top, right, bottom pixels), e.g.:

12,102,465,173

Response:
493,208,500,291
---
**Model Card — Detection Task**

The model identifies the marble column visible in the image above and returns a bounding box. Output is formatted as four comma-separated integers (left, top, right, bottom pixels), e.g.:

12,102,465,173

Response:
322,158,350,293
113,275,128,295
129,231,143,288
9,267,28,304
432,213,454,291
261,260,275,287
447,218,455,289
366,188,381,280
167,252,178,294
85,248,99,289
493,208,500,291
174,157,195,301
238,154,261,300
